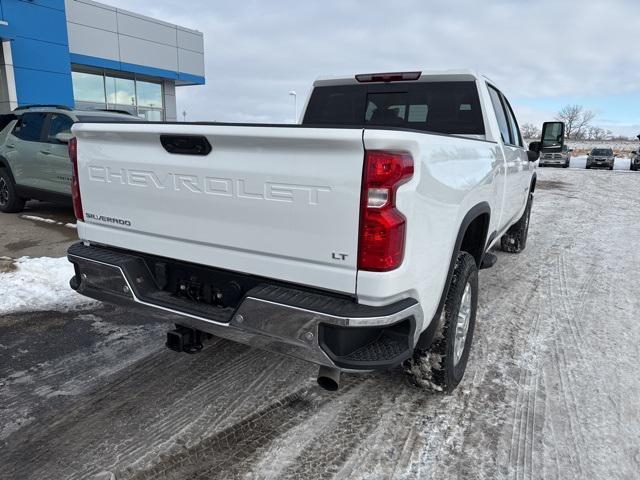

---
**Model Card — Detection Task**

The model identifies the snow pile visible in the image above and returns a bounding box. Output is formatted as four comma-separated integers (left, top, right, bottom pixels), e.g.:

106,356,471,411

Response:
0,257,99,315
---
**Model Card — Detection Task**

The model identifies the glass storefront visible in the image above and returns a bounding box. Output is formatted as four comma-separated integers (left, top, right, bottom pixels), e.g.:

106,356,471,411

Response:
71,69,164,120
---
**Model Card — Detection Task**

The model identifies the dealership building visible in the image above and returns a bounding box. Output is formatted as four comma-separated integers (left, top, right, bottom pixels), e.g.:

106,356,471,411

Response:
0,0,205,121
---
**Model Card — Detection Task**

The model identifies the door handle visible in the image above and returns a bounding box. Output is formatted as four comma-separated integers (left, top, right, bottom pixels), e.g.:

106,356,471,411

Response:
40,150,51,155
6,144,15,149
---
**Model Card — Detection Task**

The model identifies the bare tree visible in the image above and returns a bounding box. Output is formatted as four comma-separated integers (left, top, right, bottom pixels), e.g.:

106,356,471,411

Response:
520,123,541,139
587,126,610,141
555,105,595,139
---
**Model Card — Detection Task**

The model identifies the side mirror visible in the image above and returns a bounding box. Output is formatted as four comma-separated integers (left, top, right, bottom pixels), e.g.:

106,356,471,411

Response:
55,132,73,144
527,150,539,162
540,121,565,152
528,141,541,153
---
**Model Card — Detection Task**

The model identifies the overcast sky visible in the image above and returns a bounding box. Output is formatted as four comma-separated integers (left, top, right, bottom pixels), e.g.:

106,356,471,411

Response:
108,0,639,136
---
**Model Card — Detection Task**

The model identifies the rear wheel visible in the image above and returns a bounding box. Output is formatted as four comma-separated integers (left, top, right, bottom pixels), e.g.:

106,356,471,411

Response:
404,252,478,393
0,169,25,213
501,192,532,253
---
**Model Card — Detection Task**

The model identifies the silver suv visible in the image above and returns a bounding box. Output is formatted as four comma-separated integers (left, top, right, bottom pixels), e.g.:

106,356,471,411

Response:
586,148,615,170
539,144,571,168
0,105,139,213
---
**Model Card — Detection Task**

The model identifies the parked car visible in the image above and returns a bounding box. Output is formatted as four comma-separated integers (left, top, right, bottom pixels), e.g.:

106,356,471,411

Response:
586,147,615,170
66,70,563,393
631,146,640,171
539,144,571,168
0,105,139,213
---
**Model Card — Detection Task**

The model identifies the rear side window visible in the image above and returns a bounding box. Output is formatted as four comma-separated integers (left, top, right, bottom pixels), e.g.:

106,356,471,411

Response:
12,112,47,142
487,86,511,144
501,94,523,147
303,81,485,135
47,114,74,142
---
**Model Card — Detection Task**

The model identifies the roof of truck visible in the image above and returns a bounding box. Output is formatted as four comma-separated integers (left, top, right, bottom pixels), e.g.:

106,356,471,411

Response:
313,69,483,87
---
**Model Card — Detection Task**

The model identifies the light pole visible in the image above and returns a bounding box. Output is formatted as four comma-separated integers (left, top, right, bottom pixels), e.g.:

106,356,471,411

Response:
288,90,297,123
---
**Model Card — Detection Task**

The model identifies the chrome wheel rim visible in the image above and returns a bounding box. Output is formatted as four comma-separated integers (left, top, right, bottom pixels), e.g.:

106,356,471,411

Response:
453,282,472,366
0,177,8,206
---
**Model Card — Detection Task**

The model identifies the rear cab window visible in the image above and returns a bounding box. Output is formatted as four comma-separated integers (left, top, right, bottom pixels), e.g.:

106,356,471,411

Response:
303,81,485,136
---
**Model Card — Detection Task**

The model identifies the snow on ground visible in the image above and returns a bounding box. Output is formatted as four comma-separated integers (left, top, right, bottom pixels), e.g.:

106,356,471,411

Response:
20,214,77,229
0,256,98,314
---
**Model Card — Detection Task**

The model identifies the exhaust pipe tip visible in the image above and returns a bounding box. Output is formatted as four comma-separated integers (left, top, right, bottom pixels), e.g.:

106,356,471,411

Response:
317,366,341,391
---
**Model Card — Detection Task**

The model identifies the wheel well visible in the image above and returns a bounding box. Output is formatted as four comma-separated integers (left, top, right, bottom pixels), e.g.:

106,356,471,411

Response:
460,212,490,267
0,157,16,183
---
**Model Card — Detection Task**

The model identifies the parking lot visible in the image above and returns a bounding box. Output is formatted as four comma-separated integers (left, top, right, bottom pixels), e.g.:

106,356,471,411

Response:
1,167,639,480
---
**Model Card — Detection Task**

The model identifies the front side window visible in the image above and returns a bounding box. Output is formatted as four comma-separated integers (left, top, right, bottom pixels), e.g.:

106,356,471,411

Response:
47,114,74,142
487,85,511,144
12,113,47,142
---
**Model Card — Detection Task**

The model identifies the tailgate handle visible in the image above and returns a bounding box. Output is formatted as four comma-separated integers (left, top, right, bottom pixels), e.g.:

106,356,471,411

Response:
160,135,212,156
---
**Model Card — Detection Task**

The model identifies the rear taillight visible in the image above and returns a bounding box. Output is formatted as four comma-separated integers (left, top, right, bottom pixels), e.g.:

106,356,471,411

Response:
68,137,83,221
358,150,414,271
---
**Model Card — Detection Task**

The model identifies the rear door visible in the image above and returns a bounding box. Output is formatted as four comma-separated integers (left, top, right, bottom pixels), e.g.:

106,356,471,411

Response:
74,124,366,294
41,113,73,195
487,84,527,225
7,112,48,189
501,93,531,205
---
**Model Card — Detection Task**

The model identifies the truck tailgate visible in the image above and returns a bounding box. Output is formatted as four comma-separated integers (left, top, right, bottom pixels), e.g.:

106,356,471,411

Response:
72,123,365,294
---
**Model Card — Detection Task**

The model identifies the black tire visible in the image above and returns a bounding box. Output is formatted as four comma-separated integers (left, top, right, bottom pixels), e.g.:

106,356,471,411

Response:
609,165,614,171
0,168,25,213
500,192,532,253
404,252,478,393
563,161,570,168
586,165,591,169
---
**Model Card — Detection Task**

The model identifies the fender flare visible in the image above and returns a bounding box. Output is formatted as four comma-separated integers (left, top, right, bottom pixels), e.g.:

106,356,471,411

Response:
416,202,491,350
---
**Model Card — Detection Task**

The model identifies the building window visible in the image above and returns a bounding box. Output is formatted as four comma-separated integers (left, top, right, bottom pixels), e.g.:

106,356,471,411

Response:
72,71,106,104
71,68,165,120
106,76,136,109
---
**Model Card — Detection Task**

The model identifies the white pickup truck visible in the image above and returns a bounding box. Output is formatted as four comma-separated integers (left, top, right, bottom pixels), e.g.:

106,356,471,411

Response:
66,70,564,392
